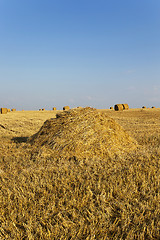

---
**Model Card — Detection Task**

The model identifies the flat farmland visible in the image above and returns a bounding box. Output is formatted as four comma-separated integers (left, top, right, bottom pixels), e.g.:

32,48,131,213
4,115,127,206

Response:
0,108,159,239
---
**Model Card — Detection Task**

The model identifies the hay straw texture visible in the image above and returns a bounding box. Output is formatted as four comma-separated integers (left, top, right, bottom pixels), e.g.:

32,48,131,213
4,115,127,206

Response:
1,108,8,114
0,108,159,239
52,107,56,110
114,104,123,111
122,103,129,110
29,107,137,160
63,106,70,110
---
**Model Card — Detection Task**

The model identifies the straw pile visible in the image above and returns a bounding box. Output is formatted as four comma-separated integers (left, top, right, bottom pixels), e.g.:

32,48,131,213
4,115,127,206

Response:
29,107,137,160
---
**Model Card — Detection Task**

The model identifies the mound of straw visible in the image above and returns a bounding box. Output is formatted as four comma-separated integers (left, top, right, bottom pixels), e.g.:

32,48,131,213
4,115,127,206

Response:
29,107,137,160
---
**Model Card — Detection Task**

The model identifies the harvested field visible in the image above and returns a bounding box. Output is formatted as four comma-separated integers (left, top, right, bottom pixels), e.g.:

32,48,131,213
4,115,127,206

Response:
0,108,159,239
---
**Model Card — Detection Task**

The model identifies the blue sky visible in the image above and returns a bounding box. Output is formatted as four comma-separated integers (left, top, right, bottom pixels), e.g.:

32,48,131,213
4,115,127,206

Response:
0,0,160,110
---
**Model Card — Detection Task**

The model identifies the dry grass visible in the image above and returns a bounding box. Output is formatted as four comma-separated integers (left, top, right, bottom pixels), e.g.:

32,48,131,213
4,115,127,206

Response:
0,108,159,239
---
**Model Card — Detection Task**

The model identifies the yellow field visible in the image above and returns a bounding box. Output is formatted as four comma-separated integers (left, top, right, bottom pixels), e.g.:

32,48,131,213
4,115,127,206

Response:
0,108,159,239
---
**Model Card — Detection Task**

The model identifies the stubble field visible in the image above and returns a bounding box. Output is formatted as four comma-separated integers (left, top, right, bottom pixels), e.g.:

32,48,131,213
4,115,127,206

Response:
0,108,159,239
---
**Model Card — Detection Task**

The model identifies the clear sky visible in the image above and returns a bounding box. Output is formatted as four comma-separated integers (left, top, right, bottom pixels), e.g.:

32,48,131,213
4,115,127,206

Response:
0,0,160,110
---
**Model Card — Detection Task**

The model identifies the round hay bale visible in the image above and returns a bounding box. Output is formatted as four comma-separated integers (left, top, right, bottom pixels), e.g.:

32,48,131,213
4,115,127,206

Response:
29,107,138,160
152,106,155,109
42,109,45,111
1,108,8,114
63,106,70,111
142,106,146,109
39,109,42,111
53,107,56,111
114,104,123,111
11,109,16,112
7,109,11,112
122,104,129,110
110,107,114,110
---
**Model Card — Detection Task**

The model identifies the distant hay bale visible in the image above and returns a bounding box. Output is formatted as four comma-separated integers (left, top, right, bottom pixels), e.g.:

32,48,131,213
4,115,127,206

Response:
110,107,113,110
142,106,146,109
11,109,16,112
39,109,42,111
122,103,129,110
7,109,11,112
42,109,45,111
29,107,138,160
1,108,8,114
114,104,123,111
152,106,155,109
63,106,70,111
52,107,56,111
